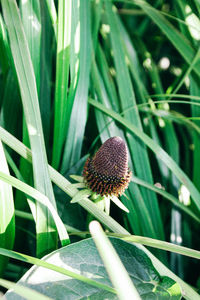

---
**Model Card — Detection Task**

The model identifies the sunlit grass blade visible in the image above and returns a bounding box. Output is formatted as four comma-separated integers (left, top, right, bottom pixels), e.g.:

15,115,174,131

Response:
0,140,15,276
61,0,92,173
90,221,141,300
20,0,41,92
39,3,53,147
105,2,164,240
121,235,200,260
1,0,62,257
0,278,53,300
52,0,71,170
88,98,200,213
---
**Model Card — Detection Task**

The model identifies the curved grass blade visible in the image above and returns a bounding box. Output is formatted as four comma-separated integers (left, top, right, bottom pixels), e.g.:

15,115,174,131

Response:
121,235,200,260
0,171,69,247
91,51,154,238
105,2,164,240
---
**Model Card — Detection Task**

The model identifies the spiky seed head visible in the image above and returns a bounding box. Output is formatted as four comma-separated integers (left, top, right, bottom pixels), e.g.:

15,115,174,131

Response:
83,136,132,196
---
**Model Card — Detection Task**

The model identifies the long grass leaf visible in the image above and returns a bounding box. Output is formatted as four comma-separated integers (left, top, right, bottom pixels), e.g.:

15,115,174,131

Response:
1,0,68,257
0,140,15,276
105,2,164,240
61,0,92,173
52,0,71,169
90,221,141,300
0,171,69,247
0,248,116,294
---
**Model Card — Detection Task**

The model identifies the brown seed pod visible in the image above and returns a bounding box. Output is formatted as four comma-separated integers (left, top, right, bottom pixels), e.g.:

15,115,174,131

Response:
83,136,132,196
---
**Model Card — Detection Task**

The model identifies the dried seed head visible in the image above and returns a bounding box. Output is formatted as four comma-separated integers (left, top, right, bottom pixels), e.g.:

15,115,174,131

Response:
83,137,132,196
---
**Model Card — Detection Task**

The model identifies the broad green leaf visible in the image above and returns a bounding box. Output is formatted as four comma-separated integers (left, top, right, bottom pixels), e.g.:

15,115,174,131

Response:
4,238,182,300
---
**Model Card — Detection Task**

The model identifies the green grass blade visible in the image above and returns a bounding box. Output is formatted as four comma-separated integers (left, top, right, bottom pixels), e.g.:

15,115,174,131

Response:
1,0,64,257
20,0,41,92
190,75,200,191
88,98,200,213
61,0,92,173
0,140,15,276
39,0,54,146
105,2,164,240
52,0,71,169
91,57,123,141
122,235,200,260
90,221,141,300
91,53,153,238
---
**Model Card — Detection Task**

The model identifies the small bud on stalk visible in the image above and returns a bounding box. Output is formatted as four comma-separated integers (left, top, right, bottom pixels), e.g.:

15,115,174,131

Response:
83,137,132,196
